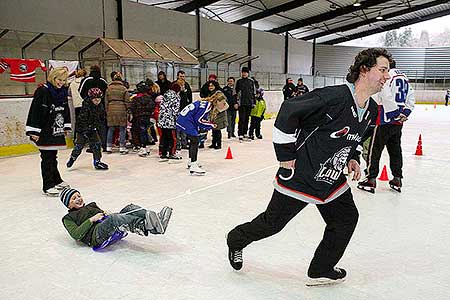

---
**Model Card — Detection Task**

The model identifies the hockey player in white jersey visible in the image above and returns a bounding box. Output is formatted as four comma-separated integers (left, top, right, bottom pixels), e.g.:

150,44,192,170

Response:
358,60,415,193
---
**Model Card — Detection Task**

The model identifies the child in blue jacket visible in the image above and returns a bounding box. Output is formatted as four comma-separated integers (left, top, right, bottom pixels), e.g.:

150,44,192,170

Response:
176,91,228,175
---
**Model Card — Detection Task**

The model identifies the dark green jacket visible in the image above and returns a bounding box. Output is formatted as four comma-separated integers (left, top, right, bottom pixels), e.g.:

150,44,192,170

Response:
62,202,103,246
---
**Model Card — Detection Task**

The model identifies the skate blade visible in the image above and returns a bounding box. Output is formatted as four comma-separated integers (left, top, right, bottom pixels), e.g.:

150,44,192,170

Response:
357,185,375,194
190,171,206,176
390,185,402,193
306,277,346,287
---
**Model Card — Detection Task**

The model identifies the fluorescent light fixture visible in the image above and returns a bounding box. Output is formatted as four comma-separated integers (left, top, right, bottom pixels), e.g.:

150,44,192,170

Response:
353,1,361,7
376,13,383,20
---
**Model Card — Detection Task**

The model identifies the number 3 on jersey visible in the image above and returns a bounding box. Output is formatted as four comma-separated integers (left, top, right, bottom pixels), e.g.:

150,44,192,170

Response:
395,78,409,103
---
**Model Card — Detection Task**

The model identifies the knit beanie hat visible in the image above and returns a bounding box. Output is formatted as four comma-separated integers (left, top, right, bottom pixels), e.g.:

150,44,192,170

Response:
60,187,80,208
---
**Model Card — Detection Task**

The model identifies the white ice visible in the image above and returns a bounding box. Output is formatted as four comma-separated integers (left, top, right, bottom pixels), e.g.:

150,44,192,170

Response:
0,105,449,300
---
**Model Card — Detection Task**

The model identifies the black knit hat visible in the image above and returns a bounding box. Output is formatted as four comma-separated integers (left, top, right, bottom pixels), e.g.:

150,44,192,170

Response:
60,187,80,208
241,67,249,73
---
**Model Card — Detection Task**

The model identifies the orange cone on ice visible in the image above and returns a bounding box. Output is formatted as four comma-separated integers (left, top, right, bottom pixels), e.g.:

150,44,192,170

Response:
378,165,389,181
225,146,233,159
434,102,437,109
415,134,423,156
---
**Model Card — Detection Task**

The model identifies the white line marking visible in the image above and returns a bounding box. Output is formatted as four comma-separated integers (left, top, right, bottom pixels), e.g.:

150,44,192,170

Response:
148,164,278,207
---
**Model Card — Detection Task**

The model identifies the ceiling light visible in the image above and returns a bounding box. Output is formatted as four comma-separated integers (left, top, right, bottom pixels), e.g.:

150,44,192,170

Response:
353,1,361,7
376,13,383,20
330,3,337,9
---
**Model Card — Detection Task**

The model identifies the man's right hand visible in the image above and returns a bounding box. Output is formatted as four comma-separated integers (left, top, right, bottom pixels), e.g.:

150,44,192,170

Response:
89,213,105,223
280,159,296,169
30,135,39,142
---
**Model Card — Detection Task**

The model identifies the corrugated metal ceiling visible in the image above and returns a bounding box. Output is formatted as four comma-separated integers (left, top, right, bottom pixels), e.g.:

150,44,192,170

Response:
131,0,450,44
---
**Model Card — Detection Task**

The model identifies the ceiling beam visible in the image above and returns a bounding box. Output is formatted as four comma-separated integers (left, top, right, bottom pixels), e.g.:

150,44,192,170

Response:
268,0,387,34
300,0,449,41
232,0,315,25
175,0,221,13
323,7,450,44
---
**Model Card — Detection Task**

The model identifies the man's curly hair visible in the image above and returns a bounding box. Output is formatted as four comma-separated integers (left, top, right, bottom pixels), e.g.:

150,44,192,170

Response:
346,48,393,83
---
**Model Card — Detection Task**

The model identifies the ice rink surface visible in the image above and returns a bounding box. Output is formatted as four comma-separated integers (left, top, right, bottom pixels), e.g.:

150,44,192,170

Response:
1,105,449,300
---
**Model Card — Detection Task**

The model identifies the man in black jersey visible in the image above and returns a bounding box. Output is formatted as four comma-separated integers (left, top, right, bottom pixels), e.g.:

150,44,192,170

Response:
227,48,392,286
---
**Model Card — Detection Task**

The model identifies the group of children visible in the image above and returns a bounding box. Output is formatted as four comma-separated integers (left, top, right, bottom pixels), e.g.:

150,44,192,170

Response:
68,76,267,175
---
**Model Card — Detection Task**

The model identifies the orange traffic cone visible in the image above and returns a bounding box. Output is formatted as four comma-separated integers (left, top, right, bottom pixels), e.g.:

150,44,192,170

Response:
434,102,437,109
378,165,389,181
415,134,423,156
225,146,233,159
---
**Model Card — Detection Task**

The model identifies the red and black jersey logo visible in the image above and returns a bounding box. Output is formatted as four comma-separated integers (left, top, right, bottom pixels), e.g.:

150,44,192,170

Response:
330,126,350,138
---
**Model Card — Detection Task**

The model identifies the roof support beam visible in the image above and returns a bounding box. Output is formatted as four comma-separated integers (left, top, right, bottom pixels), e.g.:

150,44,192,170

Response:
51,35,74,59
248,22,253,70
232,0,315,25
323,7,450,44
268,0,386,34
284,32,289,74
78,38,101,66
300,0,449,41
21,32,44,58
0,29,9,40
175,0,221,13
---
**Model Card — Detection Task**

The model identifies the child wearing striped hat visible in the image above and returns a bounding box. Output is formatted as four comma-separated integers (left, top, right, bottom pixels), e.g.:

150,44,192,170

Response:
60,188,172,248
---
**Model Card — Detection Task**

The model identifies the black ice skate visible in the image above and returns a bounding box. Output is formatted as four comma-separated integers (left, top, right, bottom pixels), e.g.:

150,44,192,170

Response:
306,267,347,286
357,178,376,193
228,248,243,270
66,157,75,168
389,177,402,193
94,161,109,170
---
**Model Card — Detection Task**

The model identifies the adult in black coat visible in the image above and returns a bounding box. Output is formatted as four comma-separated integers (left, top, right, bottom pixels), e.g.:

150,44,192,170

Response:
282,78,296,100
235,67,255,140
156,71,171,96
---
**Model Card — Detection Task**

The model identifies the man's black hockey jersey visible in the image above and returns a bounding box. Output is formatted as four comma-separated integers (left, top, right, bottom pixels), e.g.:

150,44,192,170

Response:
273,84,378,204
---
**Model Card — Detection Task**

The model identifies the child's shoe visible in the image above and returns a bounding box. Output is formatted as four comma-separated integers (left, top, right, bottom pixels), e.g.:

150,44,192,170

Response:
145,210,165,234
54,181,70,190
66,157,75,168
42,187,59,197
159,155,169,162
189,161,206,175
138,148,148,157
94,160,109,170
119,147,128,155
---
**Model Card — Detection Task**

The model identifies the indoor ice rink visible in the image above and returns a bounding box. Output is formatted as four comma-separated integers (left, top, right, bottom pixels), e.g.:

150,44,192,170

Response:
1,105,449,300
